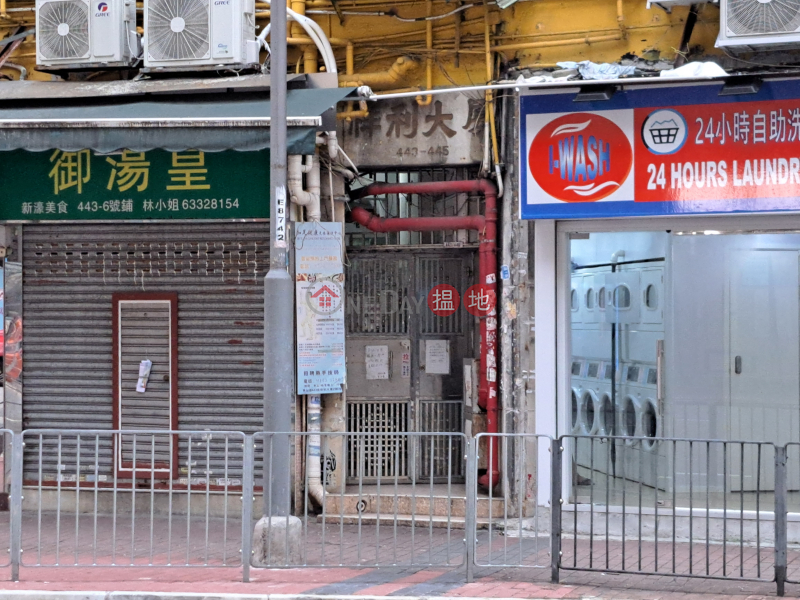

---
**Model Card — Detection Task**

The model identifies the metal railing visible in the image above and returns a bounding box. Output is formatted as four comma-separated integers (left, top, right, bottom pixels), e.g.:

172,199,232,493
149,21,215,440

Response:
250,431,468,569
0,427,799,595
471,433,551,574
18,430,247,571
559,436,777,582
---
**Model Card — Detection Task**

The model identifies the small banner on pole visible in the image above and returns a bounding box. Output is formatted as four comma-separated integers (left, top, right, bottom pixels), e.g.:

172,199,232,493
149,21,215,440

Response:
295,222,346,394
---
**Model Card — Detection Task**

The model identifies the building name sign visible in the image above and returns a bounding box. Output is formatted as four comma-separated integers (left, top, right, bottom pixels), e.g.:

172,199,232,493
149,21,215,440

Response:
521,79,800,219
339,96,484,167
0,149,269,220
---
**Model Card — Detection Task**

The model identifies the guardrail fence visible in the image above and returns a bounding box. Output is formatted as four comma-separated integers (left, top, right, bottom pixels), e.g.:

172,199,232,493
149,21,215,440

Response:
250,432,468,570
0,428,798,595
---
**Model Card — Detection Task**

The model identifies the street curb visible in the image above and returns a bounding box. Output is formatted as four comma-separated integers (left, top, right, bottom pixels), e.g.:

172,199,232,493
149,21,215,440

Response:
0,594,532,600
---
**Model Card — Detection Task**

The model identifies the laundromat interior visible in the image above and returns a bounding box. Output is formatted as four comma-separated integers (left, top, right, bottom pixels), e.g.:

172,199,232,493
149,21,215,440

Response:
567,226,800,509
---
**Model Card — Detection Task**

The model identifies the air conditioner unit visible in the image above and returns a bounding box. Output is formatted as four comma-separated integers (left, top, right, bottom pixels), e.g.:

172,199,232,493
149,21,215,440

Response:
36,0,140,70
717,0,800,52
143,0,259,70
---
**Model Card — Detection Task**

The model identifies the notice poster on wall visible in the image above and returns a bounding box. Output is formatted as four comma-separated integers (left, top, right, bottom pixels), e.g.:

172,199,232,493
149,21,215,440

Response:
425,339,450,375
296,222,346,394
365,345,389,380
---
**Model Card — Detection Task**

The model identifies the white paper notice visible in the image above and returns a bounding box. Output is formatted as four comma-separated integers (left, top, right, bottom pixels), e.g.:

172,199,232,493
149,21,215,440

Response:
136,359,153,393
365,345,389,380
425,340,450,375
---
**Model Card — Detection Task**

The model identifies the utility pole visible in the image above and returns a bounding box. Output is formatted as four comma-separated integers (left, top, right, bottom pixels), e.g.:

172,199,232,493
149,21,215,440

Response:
253,0,301,566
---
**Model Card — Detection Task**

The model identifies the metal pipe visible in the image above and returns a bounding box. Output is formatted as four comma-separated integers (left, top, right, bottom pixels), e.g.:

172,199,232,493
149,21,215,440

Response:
350,178,500,489
492,32,622,52
483,0,500,168
416,0,434,106
339,56,419,89
355,15,484,43
288,153,321,221
2,62,26,80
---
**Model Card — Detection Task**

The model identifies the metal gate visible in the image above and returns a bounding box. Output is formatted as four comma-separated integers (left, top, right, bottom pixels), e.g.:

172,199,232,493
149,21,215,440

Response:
344,250,474,483
21,222,269,480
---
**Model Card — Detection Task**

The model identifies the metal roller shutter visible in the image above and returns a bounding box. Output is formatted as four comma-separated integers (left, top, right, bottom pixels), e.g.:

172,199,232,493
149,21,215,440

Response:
22,222,268,480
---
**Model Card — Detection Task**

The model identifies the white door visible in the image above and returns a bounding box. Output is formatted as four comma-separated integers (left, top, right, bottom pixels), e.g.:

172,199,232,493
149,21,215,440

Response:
729,250,800,490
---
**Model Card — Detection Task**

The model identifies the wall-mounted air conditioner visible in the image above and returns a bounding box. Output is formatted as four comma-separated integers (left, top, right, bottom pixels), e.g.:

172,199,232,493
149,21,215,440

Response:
143,0,259,70
36,0,140,70
717,0,800,52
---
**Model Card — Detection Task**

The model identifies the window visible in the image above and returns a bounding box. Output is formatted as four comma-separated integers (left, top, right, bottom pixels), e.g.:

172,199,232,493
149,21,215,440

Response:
623,398,637,437
585,288,595,309
613,285,631,309
571,289,579,311
571,390,579,430
601,395,614,435
581,392,596,433
645,284,658,309
642,400,658,439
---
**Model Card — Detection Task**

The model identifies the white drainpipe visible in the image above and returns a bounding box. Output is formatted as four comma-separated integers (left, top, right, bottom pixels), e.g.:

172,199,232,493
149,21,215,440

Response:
288,154,321,221
306,394,325,508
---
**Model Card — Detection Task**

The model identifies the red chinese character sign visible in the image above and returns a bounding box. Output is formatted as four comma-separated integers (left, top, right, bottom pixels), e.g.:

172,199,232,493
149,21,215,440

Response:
520,80,800,219
464,284,496,317
427,284,460,317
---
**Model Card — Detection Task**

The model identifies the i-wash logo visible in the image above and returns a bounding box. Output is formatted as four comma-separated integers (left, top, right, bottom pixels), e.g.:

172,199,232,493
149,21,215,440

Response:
529,113,633,202
95,2,109,16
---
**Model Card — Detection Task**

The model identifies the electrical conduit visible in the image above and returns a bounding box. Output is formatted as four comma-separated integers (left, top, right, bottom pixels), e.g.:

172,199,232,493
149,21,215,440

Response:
306,394,325,508
349,179,500,489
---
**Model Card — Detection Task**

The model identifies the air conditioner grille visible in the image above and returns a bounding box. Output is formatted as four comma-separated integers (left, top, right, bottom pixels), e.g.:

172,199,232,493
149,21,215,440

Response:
38,0,90,60
727,0,800,36
147,0,209,61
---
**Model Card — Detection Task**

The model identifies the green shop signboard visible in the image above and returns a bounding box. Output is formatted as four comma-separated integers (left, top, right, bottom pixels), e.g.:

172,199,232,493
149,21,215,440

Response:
0,149,270,220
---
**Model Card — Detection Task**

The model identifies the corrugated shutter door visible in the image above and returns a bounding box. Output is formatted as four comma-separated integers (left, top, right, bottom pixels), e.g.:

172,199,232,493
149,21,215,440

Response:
22,222,268,479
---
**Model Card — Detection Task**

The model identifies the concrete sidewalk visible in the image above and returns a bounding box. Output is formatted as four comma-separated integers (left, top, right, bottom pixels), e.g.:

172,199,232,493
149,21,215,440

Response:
0,564,794,599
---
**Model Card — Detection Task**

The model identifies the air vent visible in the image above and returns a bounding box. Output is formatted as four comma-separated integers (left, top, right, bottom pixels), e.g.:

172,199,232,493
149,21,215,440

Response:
37,0,90,59
146,0,210,61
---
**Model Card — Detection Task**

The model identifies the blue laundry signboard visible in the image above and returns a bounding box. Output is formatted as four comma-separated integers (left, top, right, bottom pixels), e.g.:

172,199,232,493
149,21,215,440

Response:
520,78,800,219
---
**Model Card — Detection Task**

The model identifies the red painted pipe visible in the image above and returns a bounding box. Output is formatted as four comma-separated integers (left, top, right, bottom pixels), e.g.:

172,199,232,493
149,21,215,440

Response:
350,179,500,489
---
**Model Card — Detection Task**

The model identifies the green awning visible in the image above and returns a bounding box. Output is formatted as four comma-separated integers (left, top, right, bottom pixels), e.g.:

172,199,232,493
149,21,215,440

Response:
0,85,356,154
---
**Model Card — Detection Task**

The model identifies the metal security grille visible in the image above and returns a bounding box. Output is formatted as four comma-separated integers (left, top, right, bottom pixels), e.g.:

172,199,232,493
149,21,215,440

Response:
347,400,409,481
345,250,474,483
417,257,466,335
22,222,268,480
346,256,411,335
418,400,464,480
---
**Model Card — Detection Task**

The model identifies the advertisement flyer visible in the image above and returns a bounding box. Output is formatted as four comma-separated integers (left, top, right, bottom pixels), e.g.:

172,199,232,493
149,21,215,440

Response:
295,222,346,394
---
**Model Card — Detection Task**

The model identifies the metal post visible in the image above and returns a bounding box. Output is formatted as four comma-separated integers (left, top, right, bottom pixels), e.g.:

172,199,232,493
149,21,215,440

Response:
264,0,292,518
9,433,23,581
465,437,477,583
241,435,255,582
550,438,563,584
774,445,788,597
252,0,301,566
